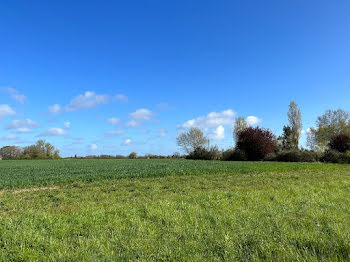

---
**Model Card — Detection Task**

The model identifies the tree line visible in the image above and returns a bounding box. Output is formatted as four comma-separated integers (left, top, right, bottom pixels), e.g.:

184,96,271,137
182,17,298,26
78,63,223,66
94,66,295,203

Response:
72,152,184,159
177,102,350,164
0,140,60,160
2,102,350,163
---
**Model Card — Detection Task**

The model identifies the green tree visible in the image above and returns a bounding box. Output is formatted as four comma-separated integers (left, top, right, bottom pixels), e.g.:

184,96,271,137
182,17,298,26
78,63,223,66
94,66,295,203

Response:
307,109,350,151
0,146,22,160
53,149,60,159
233,117,248,144
278,125,293,150
287,101,302,149
176,127,209,154
23,140,60,159
128,152,138,159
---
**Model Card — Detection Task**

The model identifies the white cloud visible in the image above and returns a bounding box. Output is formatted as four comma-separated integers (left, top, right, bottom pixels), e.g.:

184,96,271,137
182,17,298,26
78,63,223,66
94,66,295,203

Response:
127,109,154,127
64,121,71,128
65,91,109,112
209,125,225,140
48,104,62,113
126,119,140,128
129,109,153,120
246,116,262,126
0,104,16,119
179,110,236,129
49,91,109,113
1,133,18,140
178,110,262,141
6,88,26,104
114,94,128,102
122,138,132,146
105,130,124,137
159,128,168,137
5,118,40,130
16,128,32,133
39,128,68,137
89,144,98,151
107,118,121,125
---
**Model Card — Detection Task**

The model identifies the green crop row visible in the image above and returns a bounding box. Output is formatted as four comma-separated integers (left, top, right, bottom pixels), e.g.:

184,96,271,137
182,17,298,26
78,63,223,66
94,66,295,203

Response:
1,159,350,189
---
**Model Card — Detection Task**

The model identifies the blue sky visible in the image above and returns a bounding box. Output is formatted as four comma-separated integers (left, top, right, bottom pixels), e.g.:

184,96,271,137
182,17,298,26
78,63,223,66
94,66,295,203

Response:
1,0,350,156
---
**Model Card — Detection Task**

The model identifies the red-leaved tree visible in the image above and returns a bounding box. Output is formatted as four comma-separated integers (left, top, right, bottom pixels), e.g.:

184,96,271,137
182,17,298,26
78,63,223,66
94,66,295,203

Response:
329,133,350,153
237,127,276,160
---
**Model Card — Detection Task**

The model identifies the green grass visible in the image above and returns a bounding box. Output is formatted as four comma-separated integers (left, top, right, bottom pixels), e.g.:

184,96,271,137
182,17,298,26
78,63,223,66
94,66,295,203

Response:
0,159,349,189
1,160,350,261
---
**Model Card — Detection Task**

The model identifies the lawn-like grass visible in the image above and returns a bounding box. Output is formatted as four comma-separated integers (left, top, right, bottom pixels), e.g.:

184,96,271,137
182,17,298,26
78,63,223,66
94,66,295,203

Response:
1,160,350,261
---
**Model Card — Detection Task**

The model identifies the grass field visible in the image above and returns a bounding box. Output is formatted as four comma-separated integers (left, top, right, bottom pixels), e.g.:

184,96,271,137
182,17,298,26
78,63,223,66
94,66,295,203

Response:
1,159,350,261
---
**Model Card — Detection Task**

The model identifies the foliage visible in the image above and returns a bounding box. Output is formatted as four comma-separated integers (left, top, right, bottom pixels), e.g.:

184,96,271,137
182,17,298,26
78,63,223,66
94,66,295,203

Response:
236,127,276,161
128,152,138,159
23,140,60,159
329,133,350,153
0,146,22,160
233,117,247,144
69,154,184,160
176,127,209,154
269,150,320,162
278,125,293,150
221,148,247,161
186,146,221,160
320,150,350,164
81,155,127,159
171,152,182,158
0,140,60,160
287,101,302,149
144,154,168,159
307,109,350,151
264,152,277,162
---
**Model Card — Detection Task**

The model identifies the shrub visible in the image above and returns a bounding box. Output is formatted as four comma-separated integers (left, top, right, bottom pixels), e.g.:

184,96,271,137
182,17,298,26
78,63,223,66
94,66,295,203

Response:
236,127,276,161
264,152,277,161
273,150,319,162
299,150,320,162
320,150,350,164
221,148,247,161
329,133,350,153
187,146,221,160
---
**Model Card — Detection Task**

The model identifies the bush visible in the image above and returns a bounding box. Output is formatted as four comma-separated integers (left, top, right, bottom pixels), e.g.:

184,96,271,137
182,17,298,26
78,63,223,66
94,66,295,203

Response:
320,150,350,164
187,146,221,160
329,133,350,152
236,127,276,161
128,152,138,159
299,150,320,162
221,148,247,161
264,152,277,161
272,150,319,162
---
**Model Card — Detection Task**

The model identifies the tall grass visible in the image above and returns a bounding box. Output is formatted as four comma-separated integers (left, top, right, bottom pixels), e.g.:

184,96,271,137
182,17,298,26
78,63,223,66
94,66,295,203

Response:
0,160,350,260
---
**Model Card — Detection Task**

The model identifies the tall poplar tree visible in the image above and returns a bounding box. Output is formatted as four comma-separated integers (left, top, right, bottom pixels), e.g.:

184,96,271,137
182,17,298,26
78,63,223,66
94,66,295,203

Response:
287,101,302,149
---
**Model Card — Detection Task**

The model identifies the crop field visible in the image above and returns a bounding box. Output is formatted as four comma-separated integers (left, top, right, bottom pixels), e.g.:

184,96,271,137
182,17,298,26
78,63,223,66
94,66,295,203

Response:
1,159,350,261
